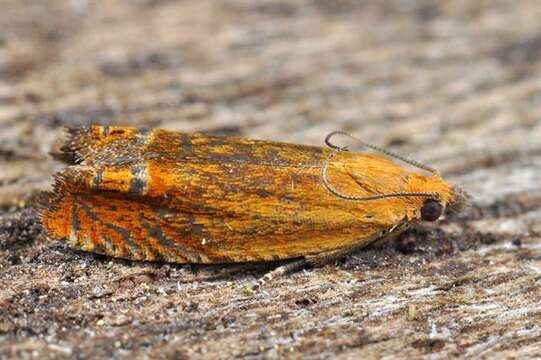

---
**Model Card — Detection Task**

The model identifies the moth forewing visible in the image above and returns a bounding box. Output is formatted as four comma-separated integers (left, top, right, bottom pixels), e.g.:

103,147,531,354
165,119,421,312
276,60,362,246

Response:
40,125,462,284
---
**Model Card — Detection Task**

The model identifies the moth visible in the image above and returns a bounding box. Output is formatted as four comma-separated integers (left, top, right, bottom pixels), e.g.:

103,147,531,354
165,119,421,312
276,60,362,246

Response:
40,126,467,286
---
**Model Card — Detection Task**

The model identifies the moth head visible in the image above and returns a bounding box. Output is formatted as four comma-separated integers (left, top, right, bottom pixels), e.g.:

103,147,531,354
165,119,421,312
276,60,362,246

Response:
319,134,470,223
404,174,468,222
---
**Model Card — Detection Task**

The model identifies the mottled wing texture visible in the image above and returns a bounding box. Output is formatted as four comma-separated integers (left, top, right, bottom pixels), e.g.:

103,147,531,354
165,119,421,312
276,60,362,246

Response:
41,125,410,263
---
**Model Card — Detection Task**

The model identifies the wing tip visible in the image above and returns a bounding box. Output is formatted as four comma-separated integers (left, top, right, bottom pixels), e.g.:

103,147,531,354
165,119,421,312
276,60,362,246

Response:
49,125,96,165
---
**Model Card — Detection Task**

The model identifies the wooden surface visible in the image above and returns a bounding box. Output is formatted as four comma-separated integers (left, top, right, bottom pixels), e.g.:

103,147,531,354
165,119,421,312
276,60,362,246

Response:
1,1,541,358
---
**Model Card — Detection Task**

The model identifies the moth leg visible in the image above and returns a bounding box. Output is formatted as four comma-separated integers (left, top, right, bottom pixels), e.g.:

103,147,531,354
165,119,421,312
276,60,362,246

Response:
302,244,369,269
249,223,411,291
254,258,309,289
253,245,362,290
252,231,405,290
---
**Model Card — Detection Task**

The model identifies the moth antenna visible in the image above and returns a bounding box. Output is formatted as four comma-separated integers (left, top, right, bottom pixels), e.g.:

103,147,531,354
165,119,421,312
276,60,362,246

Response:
321,148,440,201
325,131,439,175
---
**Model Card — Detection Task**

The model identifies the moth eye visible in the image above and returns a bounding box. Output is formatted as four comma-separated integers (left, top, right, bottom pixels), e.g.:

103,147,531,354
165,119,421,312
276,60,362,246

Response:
420,200,443,222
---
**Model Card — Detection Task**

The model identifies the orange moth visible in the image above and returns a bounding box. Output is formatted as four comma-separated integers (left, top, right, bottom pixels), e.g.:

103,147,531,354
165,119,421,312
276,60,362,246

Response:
40,126,467,285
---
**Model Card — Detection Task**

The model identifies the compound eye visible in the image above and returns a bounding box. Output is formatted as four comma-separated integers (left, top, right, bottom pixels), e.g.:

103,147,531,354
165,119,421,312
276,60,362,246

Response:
420,200,443,222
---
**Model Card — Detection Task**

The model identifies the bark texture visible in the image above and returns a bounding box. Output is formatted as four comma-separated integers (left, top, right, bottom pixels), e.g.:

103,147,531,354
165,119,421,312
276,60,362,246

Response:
1,1,540,359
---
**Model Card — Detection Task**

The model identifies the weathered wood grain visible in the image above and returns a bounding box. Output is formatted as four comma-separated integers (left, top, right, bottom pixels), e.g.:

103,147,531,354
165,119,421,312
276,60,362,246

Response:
1,0,540,358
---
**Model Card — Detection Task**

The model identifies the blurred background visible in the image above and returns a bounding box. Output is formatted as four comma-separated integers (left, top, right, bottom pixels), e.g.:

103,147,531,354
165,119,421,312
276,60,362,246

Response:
1,1,541,358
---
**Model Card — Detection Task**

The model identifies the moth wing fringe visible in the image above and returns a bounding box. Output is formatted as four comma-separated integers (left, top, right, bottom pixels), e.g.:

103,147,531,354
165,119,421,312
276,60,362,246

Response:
49,126,98,165
38,166,89,223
